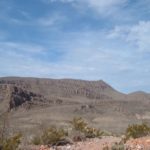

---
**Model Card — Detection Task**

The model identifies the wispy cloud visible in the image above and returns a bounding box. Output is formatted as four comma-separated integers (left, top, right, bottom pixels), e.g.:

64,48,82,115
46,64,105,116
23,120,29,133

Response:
108,21,150,52
43,0,128,17
79,0,128,16
37,13,67,28
1,14,66,33
0,42,46,54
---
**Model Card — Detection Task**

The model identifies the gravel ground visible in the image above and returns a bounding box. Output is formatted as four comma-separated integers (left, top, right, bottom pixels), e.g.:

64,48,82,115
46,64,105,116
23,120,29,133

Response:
25,136,150,150
36,136,121,150
125,136,150,150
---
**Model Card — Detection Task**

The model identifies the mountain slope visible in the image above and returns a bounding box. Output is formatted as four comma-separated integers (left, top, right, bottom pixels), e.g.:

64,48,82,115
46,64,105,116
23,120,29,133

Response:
0,77,125,100
128,91,150,101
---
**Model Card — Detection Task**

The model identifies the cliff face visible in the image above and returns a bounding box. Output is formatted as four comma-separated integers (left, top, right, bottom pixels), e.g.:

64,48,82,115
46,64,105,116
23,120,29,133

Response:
9,86,41,110
0,77,149,111
0,84,47,112
0,77,125,101
0,77,124,111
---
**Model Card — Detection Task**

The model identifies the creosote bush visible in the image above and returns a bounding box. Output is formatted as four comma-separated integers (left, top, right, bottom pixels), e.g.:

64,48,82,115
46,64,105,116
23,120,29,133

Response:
71,117,102,138
0,133,22,150
42,126,68,145
72,117,87,132
32,117,103,146
0,112,22,150
125,123,150,139
32,126,68,145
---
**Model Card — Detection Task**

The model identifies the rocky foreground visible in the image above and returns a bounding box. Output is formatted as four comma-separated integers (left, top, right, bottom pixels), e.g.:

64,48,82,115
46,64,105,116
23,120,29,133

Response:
126,136,150,150
23,136,150,150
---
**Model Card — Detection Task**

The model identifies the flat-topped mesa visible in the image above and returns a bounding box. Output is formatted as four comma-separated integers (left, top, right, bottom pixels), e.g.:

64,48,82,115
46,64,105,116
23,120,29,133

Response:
0,77,125,101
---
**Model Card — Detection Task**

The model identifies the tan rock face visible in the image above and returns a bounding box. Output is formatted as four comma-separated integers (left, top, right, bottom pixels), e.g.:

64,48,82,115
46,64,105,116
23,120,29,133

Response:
0,84,46,112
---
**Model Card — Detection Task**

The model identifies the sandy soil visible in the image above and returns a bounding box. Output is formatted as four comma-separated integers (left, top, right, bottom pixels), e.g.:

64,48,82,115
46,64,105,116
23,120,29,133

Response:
25,136,150,150
53,137,120,150
125,136,150,150
30,136,121,150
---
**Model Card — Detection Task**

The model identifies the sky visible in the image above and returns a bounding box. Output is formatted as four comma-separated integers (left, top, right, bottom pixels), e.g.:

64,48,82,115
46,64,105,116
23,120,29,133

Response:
0,0,150,93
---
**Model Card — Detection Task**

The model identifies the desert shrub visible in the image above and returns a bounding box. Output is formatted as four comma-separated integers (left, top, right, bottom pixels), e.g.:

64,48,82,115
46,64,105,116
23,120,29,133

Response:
32,126,68,145
0,112,21,150
125,123,150,139
0,133,22,150
72,117,87,132
71,117,102,138
111,142,125,150
83,126,102,138
41,126,68,145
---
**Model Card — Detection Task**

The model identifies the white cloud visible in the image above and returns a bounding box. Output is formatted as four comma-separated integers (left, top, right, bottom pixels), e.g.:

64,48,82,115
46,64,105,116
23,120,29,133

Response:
0,31,133,79
127,21,150,52
108,21,150,52
81,0,127,15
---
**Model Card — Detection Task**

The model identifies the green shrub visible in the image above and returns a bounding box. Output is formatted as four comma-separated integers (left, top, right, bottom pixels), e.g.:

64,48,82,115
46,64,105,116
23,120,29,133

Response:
72,117,87,132
0,112,21,150
125,123,150,139
83,126,102,138
41,126,68,145
0,133,22,150
32,126,68,145
71,117,102,138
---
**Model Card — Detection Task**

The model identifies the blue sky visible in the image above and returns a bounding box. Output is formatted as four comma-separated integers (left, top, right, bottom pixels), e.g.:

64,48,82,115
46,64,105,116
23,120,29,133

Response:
0,0,150,93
